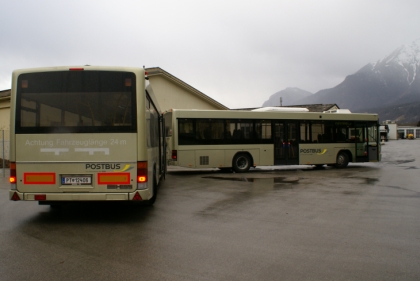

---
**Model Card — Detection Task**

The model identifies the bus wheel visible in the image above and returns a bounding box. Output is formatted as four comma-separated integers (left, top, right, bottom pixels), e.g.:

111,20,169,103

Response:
336,152,349,168
232,154,251,173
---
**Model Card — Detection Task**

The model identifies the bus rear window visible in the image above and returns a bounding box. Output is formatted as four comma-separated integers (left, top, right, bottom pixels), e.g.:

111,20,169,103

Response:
16,71,137,134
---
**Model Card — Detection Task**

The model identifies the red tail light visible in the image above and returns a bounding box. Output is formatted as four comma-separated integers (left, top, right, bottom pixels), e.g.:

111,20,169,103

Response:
137,161,147,183
172,150,177,160
9,162,16,184
34,194,47,201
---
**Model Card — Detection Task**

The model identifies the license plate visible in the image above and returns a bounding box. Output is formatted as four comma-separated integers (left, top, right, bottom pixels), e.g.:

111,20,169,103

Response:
61,175,92,185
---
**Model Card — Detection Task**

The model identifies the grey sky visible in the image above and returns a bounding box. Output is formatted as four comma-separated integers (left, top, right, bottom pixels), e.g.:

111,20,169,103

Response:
1,0,419,108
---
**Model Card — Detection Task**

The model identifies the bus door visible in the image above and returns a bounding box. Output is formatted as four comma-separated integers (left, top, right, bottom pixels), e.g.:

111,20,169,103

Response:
274,121,299,165
354,123,369,162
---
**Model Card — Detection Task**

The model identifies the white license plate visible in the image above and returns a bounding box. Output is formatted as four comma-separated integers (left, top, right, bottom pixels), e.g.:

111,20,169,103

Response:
62,176,92,185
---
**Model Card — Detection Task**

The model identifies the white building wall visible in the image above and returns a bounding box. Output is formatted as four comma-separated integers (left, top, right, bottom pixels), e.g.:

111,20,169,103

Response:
0,99,10,130
387,124,398,140
148,75,224,112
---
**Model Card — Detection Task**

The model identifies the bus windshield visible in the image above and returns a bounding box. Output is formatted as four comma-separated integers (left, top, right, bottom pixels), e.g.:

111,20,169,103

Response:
16,71,137,134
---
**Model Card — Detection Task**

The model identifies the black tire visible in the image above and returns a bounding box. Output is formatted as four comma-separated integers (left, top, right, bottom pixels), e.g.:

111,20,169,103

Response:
232,154,251,173
218,167,232,173
49,203,63,210
336,152,349,168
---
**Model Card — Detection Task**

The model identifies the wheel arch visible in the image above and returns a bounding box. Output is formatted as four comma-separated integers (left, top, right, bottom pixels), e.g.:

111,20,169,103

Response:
232,151,254,167
337,149,353,163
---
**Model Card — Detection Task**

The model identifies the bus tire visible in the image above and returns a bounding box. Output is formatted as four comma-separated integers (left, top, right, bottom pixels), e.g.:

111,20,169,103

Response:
232,153,251,173
336,152,349,168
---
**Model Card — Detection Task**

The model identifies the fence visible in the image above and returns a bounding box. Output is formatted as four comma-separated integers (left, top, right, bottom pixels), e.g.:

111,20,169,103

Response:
1,130,10,177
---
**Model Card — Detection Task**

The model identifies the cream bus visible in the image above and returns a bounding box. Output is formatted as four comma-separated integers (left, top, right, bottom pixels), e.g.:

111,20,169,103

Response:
164,109,380,172
9,66,165,206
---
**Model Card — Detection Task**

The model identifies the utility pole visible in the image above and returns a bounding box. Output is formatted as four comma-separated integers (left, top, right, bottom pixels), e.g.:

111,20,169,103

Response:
279,97,282,107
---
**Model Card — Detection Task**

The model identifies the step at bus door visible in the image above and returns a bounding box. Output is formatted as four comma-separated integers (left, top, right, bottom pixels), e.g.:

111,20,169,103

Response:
274,122,299,165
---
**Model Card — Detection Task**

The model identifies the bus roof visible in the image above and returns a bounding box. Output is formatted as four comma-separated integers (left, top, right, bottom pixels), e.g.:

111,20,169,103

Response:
168,109,379,122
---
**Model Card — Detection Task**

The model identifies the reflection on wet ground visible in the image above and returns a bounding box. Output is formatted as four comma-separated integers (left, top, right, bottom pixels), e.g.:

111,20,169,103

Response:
403,166,419,170
383,159,416,165
202,176,299,184
347,177,379,184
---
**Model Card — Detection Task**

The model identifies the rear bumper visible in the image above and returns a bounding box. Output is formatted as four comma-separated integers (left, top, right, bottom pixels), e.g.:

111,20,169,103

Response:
9,189,151,201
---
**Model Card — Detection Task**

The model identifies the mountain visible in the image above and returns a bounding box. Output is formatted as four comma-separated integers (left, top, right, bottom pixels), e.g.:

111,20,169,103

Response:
357,101,420,124
268,39,420,123
262,87,312,107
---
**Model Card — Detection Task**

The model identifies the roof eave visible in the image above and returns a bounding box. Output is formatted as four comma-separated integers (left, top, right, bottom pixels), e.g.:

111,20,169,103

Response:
146,67,229,110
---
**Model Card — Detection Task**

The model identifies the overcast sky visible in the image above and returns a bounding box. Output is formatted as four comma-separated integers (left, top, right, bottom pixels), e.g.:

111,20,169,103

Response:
1,0,419,108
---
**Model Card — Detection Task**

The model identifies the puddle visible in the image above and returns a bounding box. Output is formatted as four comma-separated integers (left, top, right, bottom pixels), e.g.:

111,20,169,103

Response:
384,159,415,165
202,176,299,184
347,177,379,185
404,166,419,170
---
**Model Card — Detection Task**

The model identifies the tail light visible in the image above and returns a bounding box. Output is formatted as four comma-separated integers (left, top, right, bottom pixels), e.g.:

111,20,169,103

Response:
10,162,16,189
137,161,148,190
34,194,47,201
172,150,177,160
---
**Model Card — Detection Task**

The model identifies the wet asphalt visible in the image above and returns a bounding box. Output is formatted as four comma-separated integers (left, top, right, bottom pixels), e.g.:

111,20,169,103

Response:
0,140,419,280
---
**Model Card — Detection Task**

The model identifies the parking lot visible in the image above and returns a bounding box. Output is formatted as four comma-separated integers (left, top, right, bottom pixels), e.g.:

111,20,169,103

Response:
1,140,419,280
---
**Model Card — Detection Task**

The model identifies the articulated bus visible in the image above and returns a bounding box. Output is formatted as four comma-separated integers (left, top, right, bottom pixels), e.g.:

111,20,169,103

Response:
164,109,380,172
9,66,165,206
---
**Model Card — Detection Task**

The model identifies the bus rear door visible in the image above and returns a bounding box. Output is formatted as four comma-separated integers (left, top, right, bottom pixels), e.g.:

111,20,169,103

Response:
274,121,299,165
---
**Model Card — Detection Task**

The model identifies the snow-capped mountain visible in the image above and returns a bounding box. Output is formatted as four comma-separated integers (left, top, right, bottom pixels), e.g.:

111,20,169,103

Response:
262,87,312,107
268,39,420,123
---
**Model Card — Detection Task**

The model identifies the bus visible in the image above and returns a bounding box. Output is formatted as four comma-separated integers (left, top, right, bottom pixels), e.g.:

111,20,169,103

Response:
164,108,380,172
9,66,165,206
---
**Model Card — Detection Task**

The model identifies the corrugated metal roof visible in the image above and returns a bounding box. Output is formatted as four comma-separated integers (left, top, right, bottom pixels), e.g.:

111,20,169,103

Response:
0,89,11,99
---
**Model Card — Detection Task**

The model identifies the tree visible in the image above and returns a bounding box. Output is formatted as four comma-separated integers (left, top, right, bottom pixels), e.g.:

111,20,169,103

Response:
417,120,420,127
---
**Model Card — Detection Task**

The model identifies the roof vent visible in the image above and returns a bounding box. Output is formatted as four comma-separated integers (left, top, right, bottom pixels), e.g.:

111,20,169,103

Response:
323,109,352,113
251,107,309,112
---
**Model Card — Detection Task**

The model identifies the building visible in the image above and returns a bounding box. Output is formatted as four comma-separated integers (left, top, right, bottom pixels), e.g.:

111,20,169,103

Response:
380,120,420,140
397,126,420,139
0,89,11,130
146,67,228,111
